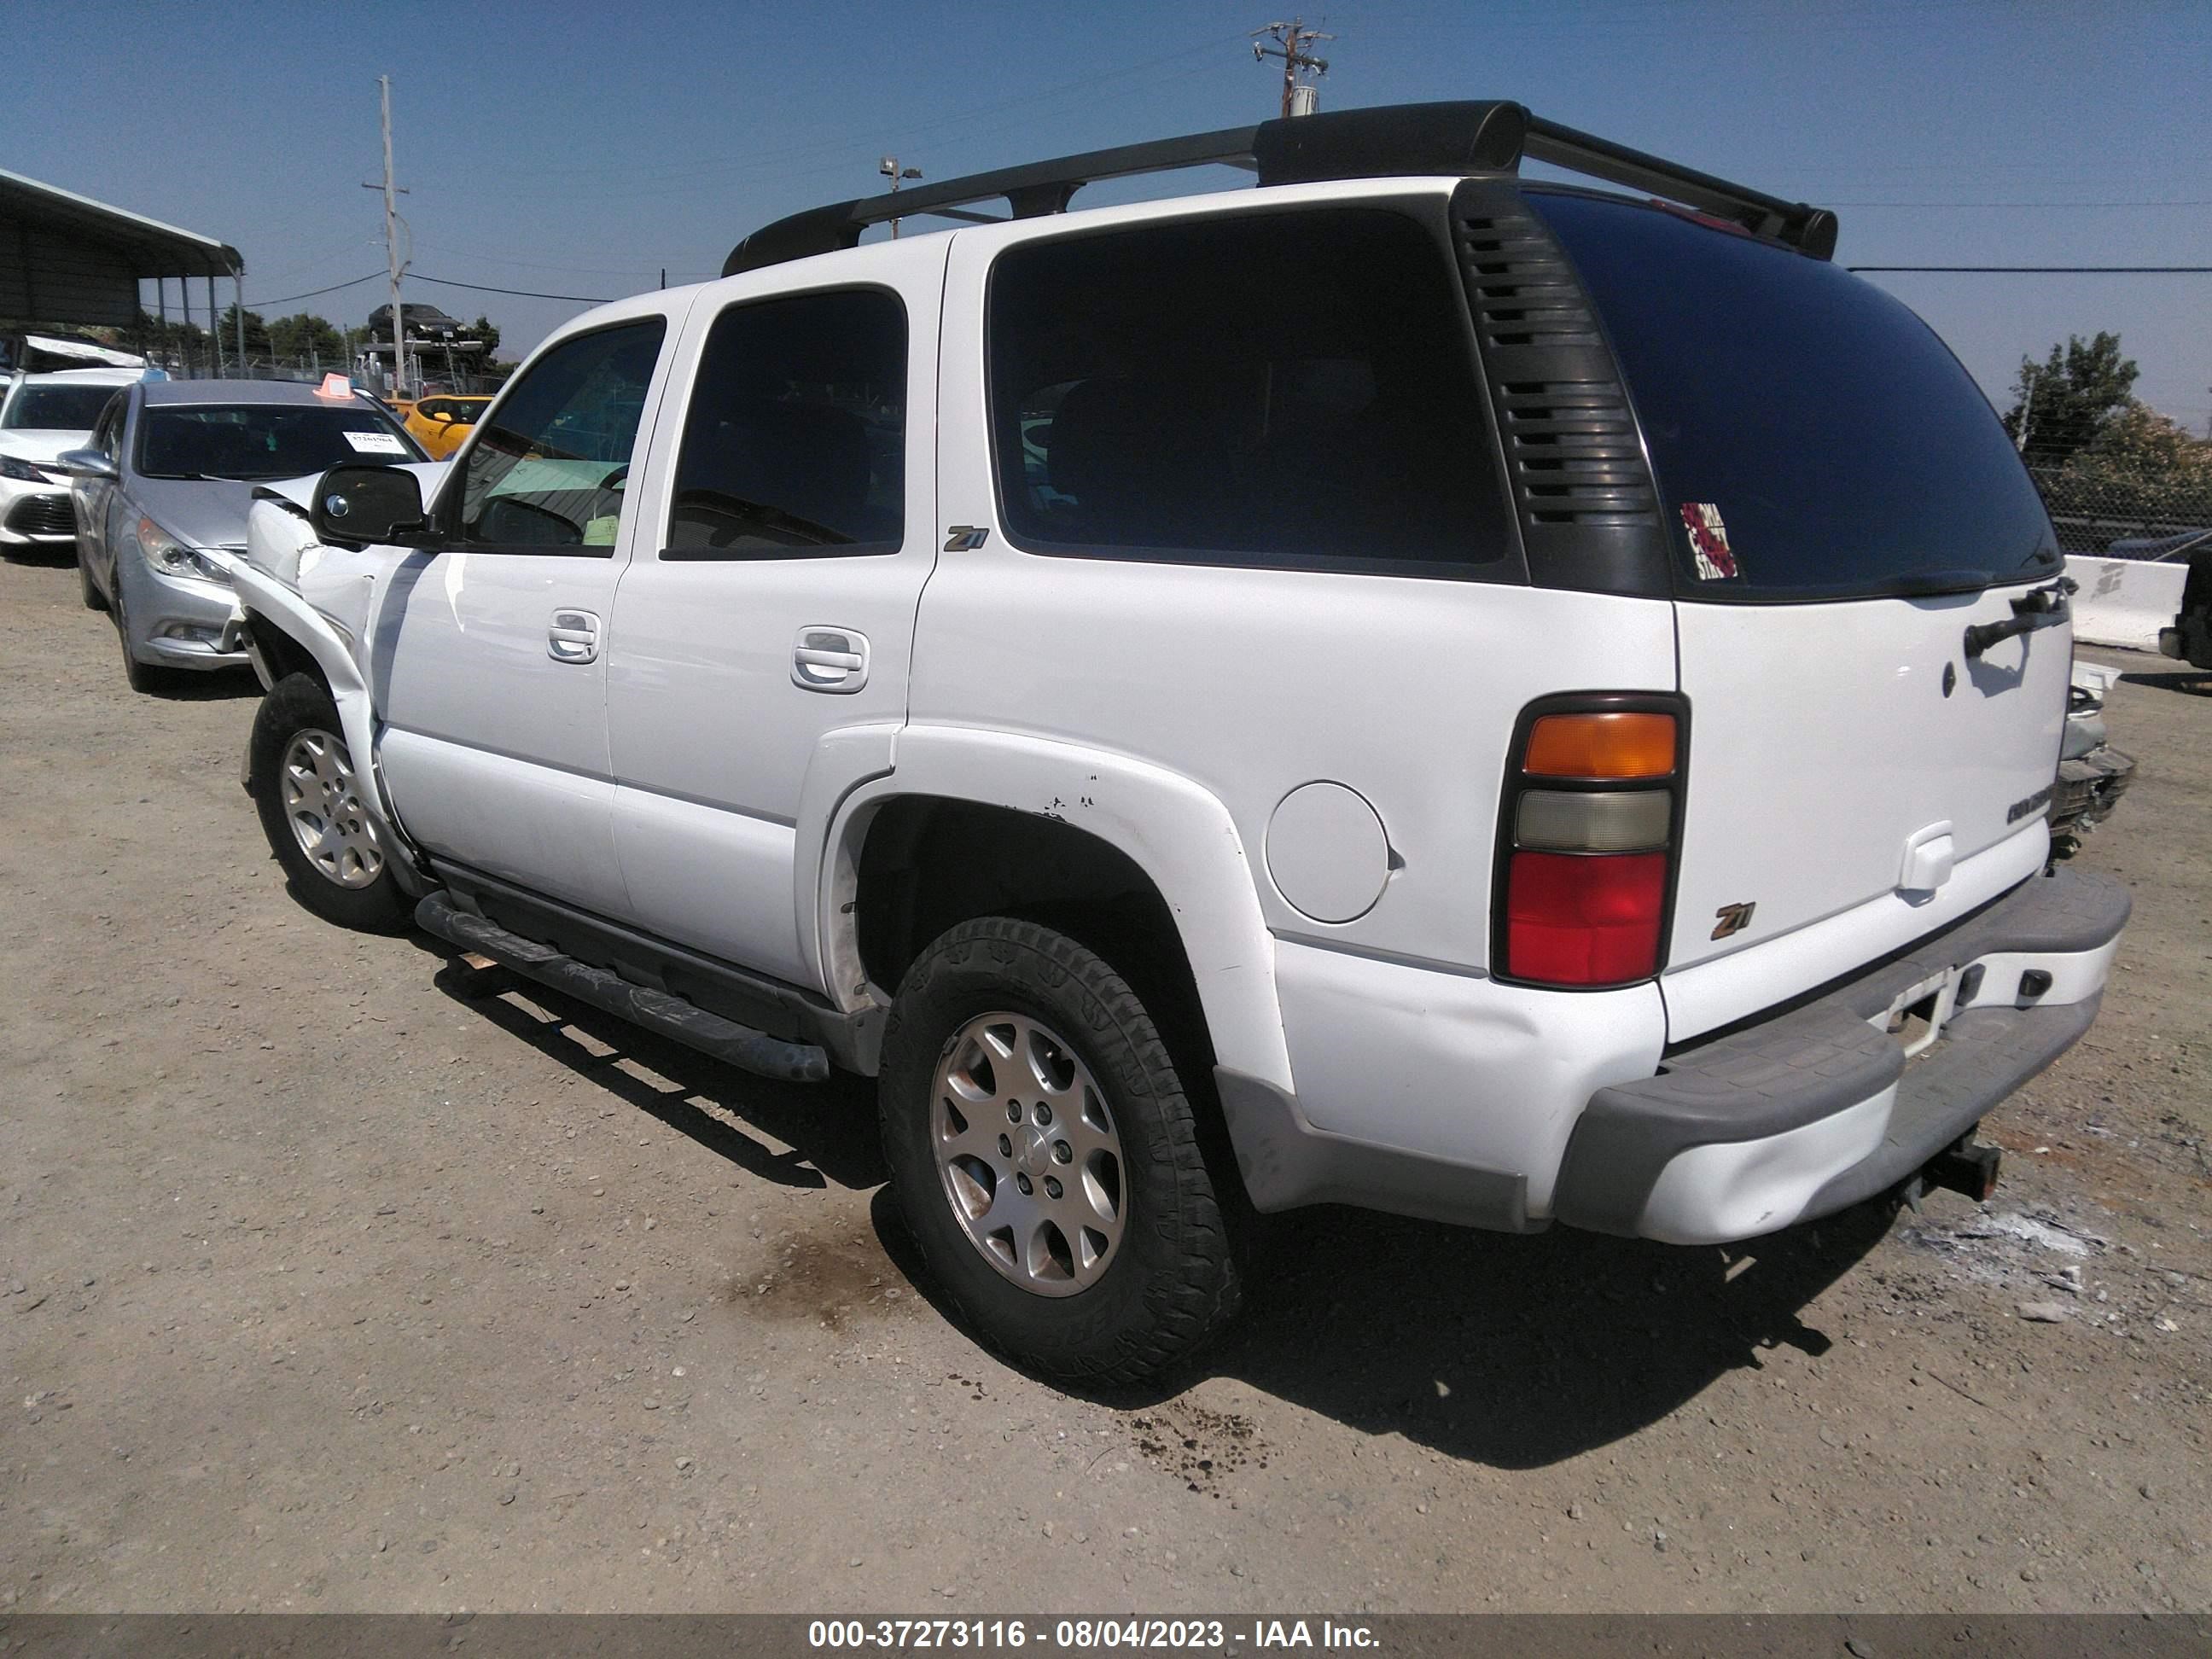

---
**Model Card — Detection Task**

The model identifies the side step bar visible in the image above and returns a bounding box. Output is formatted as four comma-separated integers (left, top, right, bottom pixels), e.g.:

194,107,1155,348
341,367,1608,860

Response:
414,891,830,1084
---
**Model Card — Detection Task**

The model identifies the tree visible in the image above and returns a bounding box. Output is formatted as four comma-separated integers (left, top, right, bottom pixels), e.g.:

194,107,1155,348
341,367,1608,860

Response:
134,307,207,370
215,302,272,358
2052,403,2212,523
267,311,348,364
2003,330,2138,469
456,313,500,361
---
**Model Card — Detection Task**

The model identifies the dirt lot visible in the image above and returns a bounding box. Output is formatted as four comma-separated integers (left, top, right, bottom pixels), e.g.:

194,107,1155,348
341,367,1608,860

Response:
0,546,2206,1615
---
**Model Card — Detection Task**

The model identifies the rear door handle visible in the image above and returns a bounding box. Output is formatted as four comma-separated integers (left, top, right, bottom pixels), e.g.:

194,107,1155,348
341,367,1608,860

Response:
793,626,869,693
548,608,601,665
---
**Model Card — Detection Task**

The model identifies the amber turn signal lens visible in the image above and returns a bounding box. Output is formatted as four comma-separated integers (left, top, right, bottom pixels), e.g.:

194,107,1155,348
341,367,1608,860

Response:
1523,712,1676,779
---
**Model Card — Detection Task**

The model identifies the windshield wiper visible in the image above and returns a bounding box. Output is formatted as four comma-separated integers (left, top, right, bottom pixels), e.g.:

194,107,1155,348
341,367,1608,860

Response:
1868,568,1992,598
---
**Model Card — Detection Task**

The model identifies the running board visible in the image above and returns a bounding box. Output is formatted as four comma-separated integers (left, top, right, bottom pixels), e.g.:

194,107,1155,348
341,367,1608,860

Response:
414,891,830,1084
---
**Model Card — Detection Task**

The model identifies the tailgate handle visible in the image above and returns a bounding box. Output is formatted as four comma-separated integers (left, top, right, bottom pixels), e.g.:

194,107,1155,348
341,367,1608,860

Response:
1964,576,2076,658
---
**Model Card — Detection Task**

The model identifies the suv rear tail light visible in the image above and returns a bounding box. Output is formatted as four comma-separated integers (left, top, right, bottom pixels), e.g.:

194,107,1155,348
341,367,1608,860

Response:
1523,711,1675,779
1494,697,1685,988
1507,851,1668,984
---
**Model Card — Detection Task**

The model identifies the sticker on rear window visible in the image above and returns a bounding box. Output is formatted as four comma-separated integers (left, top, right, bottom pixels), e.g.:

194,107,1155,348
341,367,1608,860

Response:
343,430,407,456
1680,502,1739,580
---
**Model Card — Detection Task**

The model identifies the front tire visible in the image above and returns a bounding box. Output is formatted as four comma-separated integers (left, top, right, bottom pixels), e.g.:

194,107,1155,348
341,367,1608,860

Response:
879,917,1241,1384
111,579,186,694
77,542,107,611
250,672,410,932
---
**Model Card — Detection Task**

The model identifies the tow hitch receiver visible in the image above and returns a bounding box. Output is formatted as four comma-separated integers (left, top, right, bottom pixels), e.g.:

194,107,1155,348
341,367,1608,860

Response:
1923,1132,2004,1203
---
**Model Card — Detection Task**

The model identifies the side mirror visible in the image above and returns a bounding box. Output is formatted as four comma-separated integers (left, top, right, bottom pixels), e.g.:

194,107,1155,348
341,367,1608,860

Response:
311,463,428,545
55,448,118,480
431,410,453,423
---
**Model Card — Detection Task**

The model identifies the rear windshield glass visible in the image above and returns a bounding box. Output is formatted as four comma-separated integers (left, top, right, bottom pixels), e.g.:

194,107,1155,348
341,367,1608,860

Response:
6,384,119,431
1528,190,2059,599
138,404,422,481
987,207,1512,576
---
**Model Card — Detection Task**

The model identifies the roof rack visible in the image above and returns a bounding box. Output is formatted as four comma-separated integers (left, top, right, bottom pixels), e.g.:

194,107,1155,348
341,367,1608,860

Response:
722,100,1837,277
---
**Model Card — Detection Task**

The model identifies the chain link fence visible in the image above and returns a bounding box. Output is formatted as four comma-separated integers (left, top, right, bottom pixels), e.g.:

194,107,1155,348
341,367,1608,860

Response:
2030,467,2212,556
139,346,499,394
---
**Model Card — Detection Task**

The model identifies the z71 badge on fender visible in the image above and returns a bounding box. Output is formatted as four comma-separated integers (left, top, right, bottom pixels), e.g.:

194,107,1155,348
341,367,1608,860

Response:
1711,900,1757,940
2008,784,2055,824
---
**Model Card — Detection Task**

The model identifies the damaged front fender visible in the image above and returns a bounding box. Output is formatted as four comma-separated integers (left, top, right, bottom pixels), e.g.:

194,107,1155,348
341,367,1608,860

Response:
234,492,401,859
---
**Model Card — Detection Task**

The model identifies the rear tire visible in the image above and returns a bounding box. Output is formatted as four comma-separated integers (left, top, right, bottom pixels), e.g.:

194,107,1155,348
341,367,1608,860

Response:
250,672,410,933
879,916,1242,1384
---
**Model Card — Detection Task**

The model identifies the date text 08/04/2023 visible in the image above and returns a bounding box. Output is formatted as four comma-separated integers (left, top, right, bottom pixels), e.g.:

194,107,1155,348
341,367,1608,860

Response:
806,1619,1380,1650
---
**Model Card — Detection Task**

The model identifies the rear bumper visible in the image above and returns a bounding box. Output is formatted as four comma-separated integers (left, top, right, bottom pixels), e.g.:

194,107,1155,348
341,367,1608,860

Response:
1551,865,2129,1244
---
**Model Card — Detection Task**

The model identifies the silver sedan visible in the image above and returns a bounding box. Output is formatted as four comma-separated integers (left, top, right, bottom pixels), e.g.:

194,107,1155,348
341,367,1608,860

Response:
58,379,425,693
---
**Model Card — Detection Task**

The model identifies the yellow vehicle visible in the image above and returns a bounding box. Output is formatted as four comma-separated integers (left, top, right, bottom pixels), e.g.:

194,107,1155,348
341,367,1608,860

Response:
403,393,492,459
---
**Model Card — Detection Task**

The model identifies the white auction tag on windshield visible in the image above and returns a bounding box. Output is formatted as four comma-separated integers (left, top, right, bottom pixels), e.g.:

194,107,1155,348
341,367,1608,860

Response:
343,430,408,455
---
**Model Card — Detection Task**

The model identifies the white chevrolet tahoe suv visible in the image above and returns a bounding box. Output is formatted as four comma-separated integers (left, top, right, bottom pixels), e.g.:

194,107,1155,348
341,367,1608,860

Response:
232,102,2129,1383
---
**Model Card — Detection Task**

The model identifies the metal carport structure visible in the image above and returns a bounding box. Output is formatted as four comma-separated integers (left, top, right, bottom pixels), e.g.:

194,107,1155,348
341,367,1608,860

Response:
0,166,244,370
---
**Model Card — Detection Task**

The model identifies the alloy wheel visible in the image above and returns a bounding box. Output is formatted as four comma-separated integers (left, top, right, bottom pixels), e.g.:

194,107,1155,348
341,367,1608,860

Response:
930,1011,1126,1297
280,728,384,888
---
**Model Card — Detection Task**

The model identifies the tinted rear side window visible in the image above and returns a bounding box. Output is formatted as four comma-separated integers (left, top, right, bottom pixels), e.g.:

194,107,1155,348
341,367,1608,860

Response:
1528,190,2059,599
665,288,905,559
987,207,1513,576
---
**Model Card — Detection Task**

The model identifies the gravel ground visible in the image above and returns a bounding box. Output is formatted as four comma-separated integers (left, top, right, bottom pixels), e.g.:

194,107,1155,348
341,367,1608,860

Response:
0,546,2206,1615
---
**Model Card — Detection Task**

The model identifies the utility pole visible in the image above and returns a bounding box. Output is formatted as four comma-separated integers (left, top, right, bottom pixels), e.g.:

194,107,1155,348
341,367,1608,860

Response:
1253,19,1331,118
880,156,922,237
364,76,409,400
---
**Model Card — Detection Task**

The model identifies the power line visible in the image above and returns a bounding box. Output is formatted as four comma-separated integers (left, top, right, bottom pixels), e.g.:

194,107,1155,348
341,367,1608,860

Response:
406,238,677,279
242,271,387,307
511,28,1255,196
413,272,614,303
243,267,630,313
1850,264,2212,273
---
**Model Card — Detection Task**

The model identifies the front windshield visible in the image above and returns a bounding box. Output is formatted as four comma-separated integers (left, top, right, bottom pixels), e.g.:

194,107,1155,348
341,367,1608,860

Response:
5,384,119,431
137,403,424,481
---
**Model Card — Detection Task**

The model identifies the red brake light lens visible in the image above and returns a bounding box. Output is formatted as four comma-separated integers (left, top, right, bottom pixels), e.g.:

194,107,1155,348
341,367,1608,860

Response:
1505,851,1668,985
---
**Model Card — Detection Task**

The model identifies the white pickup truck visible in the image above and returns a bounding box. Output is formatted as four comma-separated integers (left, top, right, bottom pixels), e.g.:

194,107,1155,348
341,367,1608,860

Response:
232,102,2128,1382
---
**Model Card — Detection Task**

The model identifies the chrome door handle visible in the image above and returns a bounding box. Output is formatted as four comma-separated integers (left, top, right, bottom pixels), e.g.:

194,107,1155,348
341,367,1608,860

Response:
792,626,869,693
548,608,602,665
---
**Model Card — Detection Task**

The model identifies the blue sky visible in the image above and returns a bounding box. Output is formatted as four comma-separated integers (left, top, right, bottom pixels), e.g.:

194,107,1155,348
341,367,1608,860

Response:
9,0,2209,428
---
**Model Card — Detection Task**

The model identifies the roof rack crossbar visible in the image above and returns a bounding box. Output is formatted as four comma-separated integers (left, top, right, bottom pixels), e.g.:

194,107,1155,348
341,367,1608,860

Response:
725,123,1265,276
722,101,1837,277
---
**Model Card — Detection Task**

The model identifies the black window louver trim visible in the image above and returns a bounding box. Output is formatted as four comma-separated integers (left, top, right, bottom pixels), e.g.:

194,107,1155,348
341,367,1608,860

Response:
1454,203,1660,533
